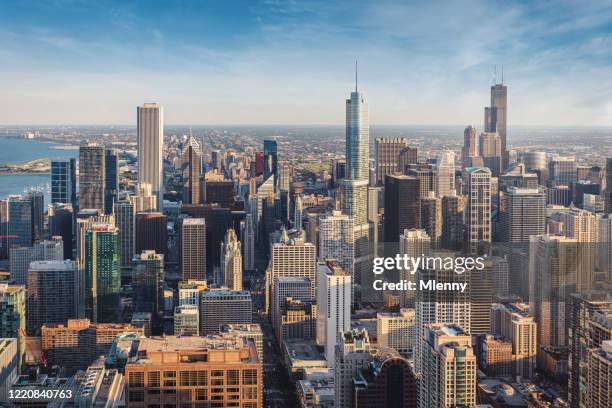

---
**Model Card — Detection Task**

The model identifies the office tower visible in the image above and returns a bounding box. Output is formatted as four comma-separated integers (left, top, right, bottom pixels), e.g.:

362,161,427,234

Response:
241,213,255,271
132,251,164,322
479,131,503,176
254,175,275,223
435,150,455,197
84,224,120,323
583,193,604,213
48,203,74,259
549,155,577,186
263,138,278,180
79,144,105,211
318,211,354,277
384,175,420,242
178,280,207,306
546,184,572,206
51,158,77,207
352,350,417,408
573,180,600,208
481,335,513,377
469,259,493,335
200,290,252,335
420,324,476,408
254,151,264,175
135,212,167,256
42,319,143,374
0,200,7,259
124,335,262,408
132,182,157,212
567,291,612,407
375,137,409,185
26,260,77,335
266,237,317,313
273,278,316,342
181,218,206,280
529,235,578,351
491,302,537,379
0,338,18,403
485,79,508,168
334,329,373,408
182,134,202,205
490,255,509,297
499,163,539,191
103,148,118,215
420,194,442,242
464,167,492,252
331,159,347,188
206,180,235,208
116,199,135,277
137,103,164,209
566,207,597,292
462,125,479,169
278,163,291,192
500,187,546,242
377,308,416,356
8,196,32,248
293,193,303,230
586,340,612,408
406,164,436,198
173,304,199,336
221,228,243,290
9,238,63,285
0,284,25,370
27,191,44,242
316,261,351,366
398,146,418,174
605,158,612,213
441,194,465,246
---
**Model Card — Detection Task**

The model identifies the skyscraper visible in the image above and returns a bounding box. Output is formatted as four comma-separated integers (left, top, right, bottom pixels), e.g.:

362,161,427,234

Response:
181,218,206,281
419,324,476,408
0,284,25,370
78,144,105,211
377,308,416,356
375,137,409,185
135,212,167,256
384,175,420,242
200,290,252,335
464,167,491,252
182,134,203,205
9,238,63,285
479,131,503,176
420,195,442,242
51,158,77,207
8,195,32,248
137,103,164,209
461,125,479,169
132,250,164,323
441,194,465,246
549,155,577,187
26,260,77,335
605,158,612,213
48,202,74,259
500,187,546,242
318,210,355,277
316,260,351,366
334,329,373,408
263,138,278,179
84,224,120,323
104,148,118,215
435,150,455,197
221,228,243,290
485,79,508,169
241,213,255,271
116,199,135,278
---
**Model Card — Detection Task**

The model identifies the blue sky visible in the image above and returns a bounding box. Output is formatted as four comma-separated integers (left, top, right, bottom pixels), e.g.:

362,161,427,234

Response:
1,0,612,125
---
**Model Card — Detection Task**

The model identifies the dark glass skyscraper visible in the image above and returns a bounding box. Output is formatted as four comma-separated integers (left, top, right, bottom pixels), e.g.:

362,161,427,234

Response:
51,158,77,208
383,175,420,242
8,196,33,248
79,144,105,211
104,148,119,215
263,139,278,179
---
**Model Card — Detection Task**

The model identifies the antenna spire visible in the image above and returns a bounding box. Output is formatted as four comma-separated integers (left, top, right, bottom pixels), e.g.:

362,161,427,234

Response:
355,60,358,92
493,65,497,85
501,65,504,85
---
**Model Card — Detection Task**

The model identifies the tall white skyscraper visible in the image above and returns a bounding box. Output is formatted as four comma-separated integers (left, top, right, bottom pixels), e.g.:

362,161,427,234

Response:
464,167,492,252
221,229,242,291
316,260,352,367
137,103,164,210
346,79,369,182
435,150,455,198
318,210,355,277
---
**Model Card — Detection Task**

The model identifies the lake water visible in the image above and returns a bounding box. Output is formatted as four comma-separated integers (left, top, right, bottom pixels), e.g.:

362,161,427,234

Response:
0,137,78,203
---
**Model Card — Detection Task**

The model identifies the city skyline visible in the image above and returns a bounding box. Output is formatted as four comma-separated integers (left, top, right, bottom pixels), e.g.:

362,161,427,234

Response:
1,1,612,126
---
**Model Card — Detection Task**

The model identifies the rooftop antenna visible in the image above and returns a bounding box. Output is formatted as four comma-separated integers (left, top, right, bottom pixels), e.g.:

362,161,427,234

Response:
493,65,497,85
501,65,504,85
355,60,358,92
